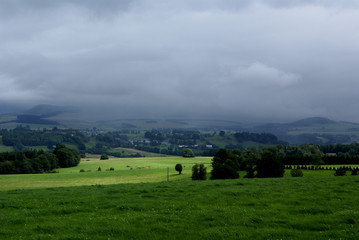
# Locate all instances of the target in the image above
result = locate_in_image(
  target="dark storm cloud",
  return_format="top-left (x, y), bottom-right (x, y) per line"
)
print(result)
top-left (1, 0), bottom-right (359, 122)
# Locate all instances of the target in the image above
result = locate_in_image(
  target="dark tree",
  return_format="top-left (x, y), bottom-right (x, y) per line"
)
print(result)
top-left (192, 164), bottom-right (199, 180)
top-left (175, 163), bottom-right (183, 174)
top-left (256, 150), bottom-right (284, 178)
top-left (100, 154), bottom-right (109, 160)
top-left (210, 149), bottom-right (239, 180)
top-left (53, 144), bottom-right (80, 168)
top-left (192, 163), bottom-right (206, 180)
top-left (199, 163), bottom-right (207, 180)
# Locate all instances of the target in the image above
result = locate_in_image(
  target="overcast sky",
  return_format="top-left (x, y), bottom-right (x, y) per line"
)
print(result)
top-left (1, 0), bottom-right (359, 122)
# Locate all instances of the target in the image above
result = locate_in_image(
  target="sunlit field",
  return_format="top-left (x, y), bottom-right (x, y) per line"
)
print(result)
top-left (0, 156), bottom-right (211, 190)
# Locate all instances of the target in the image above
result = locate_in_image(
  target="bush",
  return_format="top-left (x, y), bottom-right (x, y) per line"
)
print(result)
top-left (351, 169), bottom-right (358, 175)
top-left (244, 165), bottom-right (255, 178)
top-left (97, 166), bottom-right (101, 172)
top-left (80, 169), bottom-right (85, 172)
top-left (110, 167), bottom-right (114, 171)
top-left (175, 164), bottom-right (183, 174)
top-left (211, 164), bottom-right (239, 179)
top-left (199, 164), bottom-right (207, 180)
top-left (192, 163), bottom-right (206, 180)
top-left (290, 168), bottom-right (303, 177)
top-left (100, 154), bottom-right (109, 160)
top-left (191, 164), bottom-right (199, 180)
top-left (334, 167), bottom-right (346, 176)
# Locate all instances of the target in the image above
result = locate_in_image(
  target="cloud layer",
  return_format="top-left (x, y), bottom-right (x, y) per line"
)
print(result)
top-left (1, 0), bottom-right (359, 122)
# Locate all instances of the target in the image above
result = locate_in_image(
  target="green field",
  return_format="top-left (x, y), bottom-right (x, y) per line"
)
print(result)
top-left (1, 157), bottom-right (359, 239)
top-left (0, 156), bottom-right (211, 190)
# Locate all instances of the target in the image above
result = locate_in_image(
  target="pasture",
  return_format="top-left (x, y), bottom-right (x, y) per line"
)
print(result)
top-left (1, 157), bottom-right (359, 239)
top-left (0, 156), bottom-right (211, 190)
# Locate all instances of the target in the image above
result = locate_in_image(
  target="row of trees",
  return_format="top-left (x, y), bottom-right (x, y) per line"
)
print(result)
top-left (203, 145), bottom-right (359, 180)
top-left (0, 144), bottom-right (80, 174)
top-left (209, 148), bottom-right (284, 179)
top-left (190, 148), bottom-right (285, 181)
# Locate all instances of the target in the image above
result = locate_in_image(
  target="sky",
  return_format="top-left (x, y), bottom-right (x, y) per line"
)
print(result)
top-left (1, 0), bottom-right (359, 123)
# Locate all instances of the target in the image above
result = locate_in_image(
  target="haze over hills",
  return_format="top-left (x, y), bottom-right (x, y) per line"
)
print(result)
top-left (252, 117), bottom-right (359, 145)
top-left (23, 104), bottom-right (79, 117)
top-left (1, 105), bottom-right (359, 145)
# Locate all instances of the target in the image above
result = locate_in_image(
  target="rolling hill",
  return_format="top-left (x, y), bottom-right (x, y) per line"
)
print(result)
top-left (252, 117), bottom-right (359, 145)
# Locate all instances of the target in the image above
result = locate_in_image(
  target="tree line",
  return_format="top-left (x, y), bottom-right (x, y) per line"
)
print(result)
top-left (195, 144), bottom-right (359, 180)
top-left (0, 144), bottom-right (80, 174)
top-left (1, 128), bottom-right (87, 151)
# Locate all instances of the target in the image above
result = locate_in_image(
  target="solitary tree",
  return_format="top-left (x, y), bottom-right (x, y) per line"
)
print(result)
top-left (181, 148), bottom-right (195, 158)
top-left (100, 154), bottom-right (109, 160)
top-left (175, 163), bottom-right (183, 174)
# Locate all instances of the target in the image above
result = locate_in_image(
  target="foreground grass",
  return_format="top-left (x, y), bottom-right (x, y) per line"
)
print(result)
top-left (1, 176), bottom-right (359, 239)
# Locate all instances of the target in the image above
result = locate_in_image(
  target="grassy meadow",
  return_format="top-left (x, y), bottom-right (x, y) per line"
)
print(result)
top-left (0, 156), bottom-right (211, 190)
top-left (1, 156), bottom-right (359, 239)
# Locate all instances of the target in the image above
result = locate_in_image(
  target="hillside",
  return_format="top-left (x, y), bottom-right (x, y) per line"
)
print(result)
top-left (2, 105), bottom-right (359, 145)
top-left (253, 117), bottom-right (359, 145)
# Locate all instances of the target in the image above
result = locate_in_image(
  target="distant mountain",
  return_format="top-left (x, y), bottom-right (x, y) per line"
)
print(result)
top-left (252, 117), bottom-right (359, 145)
top-left (0, 104), bottom-right (80, 127)
top-left (24, 104), bottom-right (79, 117)
top-left (2, 108), bottom-right (359, 145)
top-left (289, 117), bottom-right (336, 127)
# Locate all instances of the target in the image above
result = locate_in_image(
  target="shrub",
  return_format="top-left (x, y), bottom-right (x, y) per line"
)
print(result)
top-left (80, 169), bottom-right (85, 172)
top-left (290, 168), bottom-right (303, 177)
top-left (334, 167), bottom-right (346, 176)
top-left (192, 163), bottom-right (206, 180)
top-left (351, 169), bottom-right (358, 175)
top-left (110, 167), bottom-right (114, 171)
top-left (199, 164), bottom-right (207, 180)
top-left (211, 164), bottom-right (239, 179)
top-left (175, 164), bottom-right (183, 174)
top-left (100, 154), bottom-right (109, 160)
top-left (244, 165), bottom-right (255, 178)
top-left (97, 166), bottom-right (101, 172)
top-left (192, 164), bottom-right (199, 180)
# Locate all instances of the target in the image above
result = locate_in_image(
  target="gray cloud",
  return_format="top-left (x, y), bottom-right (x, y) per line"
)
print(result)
top-left (1, 0), bottom-right (359, 122)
